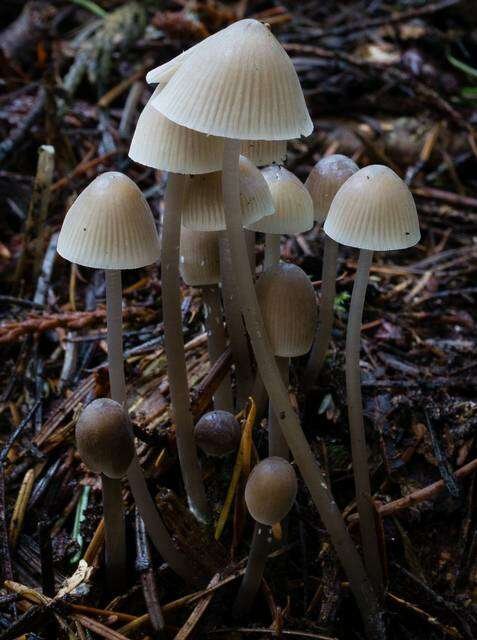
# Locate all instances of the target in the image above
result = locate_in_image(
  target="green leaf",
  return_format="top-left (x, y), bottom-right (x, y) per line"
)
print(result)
top-left (462, 87), bottom-right (477, 99)
top-left (69, 0), bottom-right (108, 19)
top-left (447, 51), bottom-right (477, 79)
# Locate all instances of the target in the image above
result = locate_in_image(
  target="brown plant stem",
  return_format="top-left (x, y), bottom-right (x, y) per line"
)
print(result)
top-left (233, 523), bottom-right (271, 619)
top-left (162, 172), bottom-right (209, 523)
top-left (346, 248), bottom-right (384, 597)
top-left (222, 138), bottom-right (383, 638)
top-left (101, 473), bottom-right (126, 591)
top-left (268, 356), bottom-right (289, 459)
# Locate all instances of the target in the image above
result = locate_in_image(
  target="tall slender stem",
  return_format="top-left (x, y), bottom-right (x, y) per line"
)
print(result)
top-left (219, 235), bottom-right (254, 410)
top-left (304, 235), bottom-right (339, 388)
top-left (346, 248), bottom-right (384, 597)
top-left (264, 234), bottom-right (280, 270)
top-left (245, 230), bottom-right (256, 274)
top-left (202, 284), bottom-right (233, 412)
top-left (222, 138), bottom-right (383, 637)
top-left (233, 523), bottom-right (271, 619)
top-left (101, 473), bottom-right (126, 590)
top-left (268, 356), bottom-right (289, 458)
top-left (105, 269), bottom-right (194, 582)
top-left (162, 172), bottom-right (209, 523)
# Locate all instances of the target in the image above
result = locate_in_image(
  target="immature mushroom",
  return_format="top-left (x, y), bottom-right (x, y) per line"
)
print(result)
top-left (76, 398), bottom-right (134, 588)
top-left (150, 20), bottom-right (382, 633)
top-left (179, 227), bottom-right (233, 411)
top-left (324, 164), bottom-right (420, 596)
top-left (194, 410), bottom-right (241, 457)
top-left (304, 155), bottom-right (358, 386)
top-left (256, 263), bottom-right (317, 458)
top-left (246, 166), bottom-right (313, 269)
top-left (233, 457), bottom-right (297, 618)
top-left (58, 174), bottom-right (193, 583)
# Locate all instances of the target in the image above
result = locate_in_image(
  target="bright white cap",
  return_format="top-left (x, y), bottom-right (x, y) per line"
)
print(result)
top-left (305, 154), bottom-right (358, 224)
top-left (246, 166), bottom-right (314, 235)
top-left (129, 86), bottom-right (224, 174)
top-left (182, 156), bottom-right (274, 231)
top-left (179, 227), bottom-right (220, 286)
top-left (57, 172), bottom-right (160, 269)
top-left (324, 165), bottom-right (420, 251)
top-left (151, 19), bottom-right (313, 141)
top-left (255, 263), bottom-right (317, 357)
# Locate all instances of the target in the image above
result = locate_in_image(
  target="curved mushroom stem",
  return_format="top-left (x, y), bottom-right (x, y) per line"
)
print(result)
top-left (304, 235), bottom-right (339, 389)
top-left (222, 139), bottom-right (383, 638)
top-left (233, 523), bottom-right (271, 619)
top-left (162, 172), bottom-right (209, 523)
top-left (202, 284), bottom-right (233, 412)
top-left (268, 357), bottom-right (289, 459)
top-left (264, 233), bottom-right (280, 270)
top-left (105, 269), bottom-right (195, 582)
top-left (346, 248), bottom-right (384, 597)
top-left (101, 473), bottom-right (126, 591)
top-left (219, 235), bottom-right (254, 410)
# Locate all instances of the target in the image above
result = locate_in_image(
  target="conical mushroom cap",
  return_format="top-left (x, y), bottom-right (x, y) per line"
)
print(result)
top-left (182, 156), bottom-right (274, 231)
top-left (151, 19), bottom-right (313, 140)
top-left (255, 263), bottom-right (317, 357)
top-left (57, 172), bottom-right (160, 270)
top-left (324, 165), bottom-right (420, 251)
top-left (246, 166), bottom-right (314, 235)
top-left (305, 154), bottom-right (359, 225)
top-left (179, 227), bottom-right (220, 286)
top-left (129, 86), bottom-right (224, 174)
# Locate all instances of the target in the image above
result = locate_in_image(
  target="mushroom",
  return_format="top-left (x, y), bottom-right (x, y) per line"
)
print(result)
top-left (255, 263), bottom-right (317, 458)
top-left (194, 410), bottom-right (241, 457)
top-left (233, 456), bottom-right (297, 618)
top-left (58, 174), bottom-right (193, 584)
top-left (76, 398), bottom-right (134, 588)
top-left (179, 227), bottom-right (233, 411)
top-left (304, 155), bottom-right (358, 386)
top-left (246, 166), bottom-right (314, 269)
top-left (324, 164), bottom-right (420, 596)
top-left (149, 20), bottom-right (382, 632)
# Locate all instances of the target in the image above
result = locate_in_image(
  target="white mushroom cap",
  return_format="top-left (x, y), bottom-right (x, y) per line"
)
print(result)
top-left (324, 165), bottom-right (420, 251)
top-left (182, 156), bottom-right (275, 231)
top-left (129, 86), bottom-right (224, 174)
top-left (57, 172), bottom-right (160, 269)
top-left (241, 140), bottom-right (288, 167)
top-left (305, 154), bottom-right (359, 225)
top-left (255, 263), bottom-right (317, 358)
top-left (179, 227), bottom-right (220, 286)
top-left (151, 19), bottom-right (313, 141)
top-left (245, 166), bottom-right (314, 235)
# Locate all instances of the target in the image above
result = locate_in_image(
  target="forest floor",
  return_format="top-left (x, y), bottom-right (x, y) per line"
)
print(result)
top-left (0, 1), bottom-right (476, 639)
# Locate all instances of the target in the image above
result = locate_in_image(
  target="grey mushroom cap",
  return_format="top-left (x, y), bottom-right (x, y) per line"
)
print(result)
top-left (245, 456), bottom-right (297, 525)
top-left (194, 410), bottom-right (242, 457)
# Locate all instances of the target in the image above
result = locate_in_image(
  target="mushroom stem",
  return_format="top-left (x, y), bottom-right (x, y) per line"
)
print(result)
top-left (233, 523), bottom-right (271, 619)
top-left (304, 235), bottom-right (339, 388)
top-left (162, 172), bottom-right (209, 523)
top-left (101, 473), bottom-right (126, 590)
top-left (105, 269), bottom-right (127, 405)
top-left (346, 248), bottom-right (384, 597)
top-left (222, 139), bottom-right (383, 637)
top-left (219, 235), bottom-right (254, 410)
top-left (245, 230), bottom-right (256, 273)
top-left (202, 284), bottom-right (233, 412)
top-left (268, 357), bottom-right (289, 459)
top-left (264, 234), bottom-right (280, 270)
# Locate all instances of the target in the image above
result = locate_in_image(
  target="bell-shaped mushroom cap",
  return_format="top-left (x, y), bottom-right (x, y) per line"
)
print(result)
top-left (179, 227), bottom-right (220, 286)
top-left (245, 456), bottom-right (297, 525)
top-left (194, 410), bottom-right (241, 457)
top-left (182, 156), bottom-right (274, 231)
top-left (305, 154), bottom-right (359, 225)
top-left (151, 19), bottom-right (313, 141)
top-left (129, 87), bottom-right (224, 174)
top-left (57, 172), bottom-right (160, 270)
top-left (255, 263), bottom-right (317, 358)
top-left (324, 165), bottom-right (420, 251)
top-left (246, 166), bottom-right (314, 235)
top-left (76, 398), bottom-right (135, 479)
top-left (241, 140), bottom-right (287, 167)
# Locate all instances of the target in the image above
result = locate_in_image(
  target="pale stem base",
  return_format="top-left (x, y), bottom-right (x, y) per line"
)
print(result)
top-left (268, 356), bottom-right (289, 458)
top-left (101, 473), bottom-right (126, 590)
top-left (264, 233), bottom-right (281, 270)
top-left (233, 523), bottom-right (271, 619)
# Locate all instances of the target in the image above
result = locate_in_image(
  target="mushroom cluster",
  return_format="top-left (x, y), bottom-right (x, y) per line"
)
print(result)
top-left (56, 17), bottom-right (420, 638)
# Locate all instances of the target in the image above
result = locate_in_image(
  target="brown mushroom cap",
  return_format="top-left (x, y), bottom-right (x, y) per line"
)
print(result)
top-left (245, 457), bottom-right (297, 525)
top-left (255, 263), bottom-right (317, 358)
top-left (76, 398), bottom-right (135, 479)
top-left (194, 411), bottom-right (241, 457)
